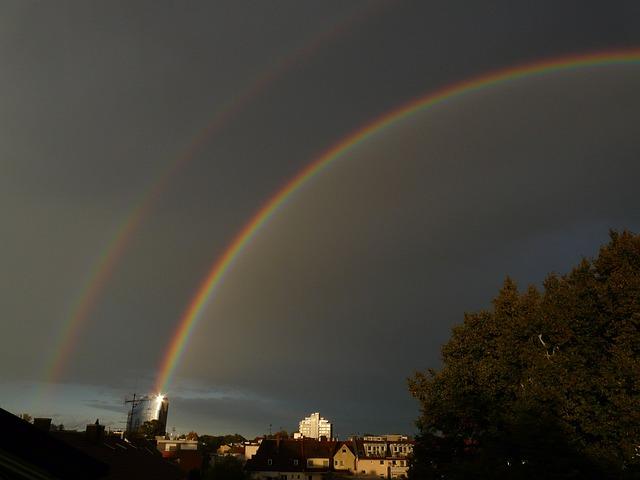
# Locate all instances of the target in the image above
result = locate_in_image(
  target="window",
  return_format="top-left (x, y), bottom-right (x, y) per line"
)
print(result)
top-left (334, 460), bottom-right (338, 466)
top-left (268, 459), bottom-right (273, 465)
top-left (293, 459), bottom-right (298, 466)
top-left (380, 460), bottom-right (384, 465)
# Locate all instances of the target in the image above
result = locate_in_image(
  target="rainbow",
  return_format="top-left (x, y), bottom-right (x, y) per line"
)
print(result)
top-left (43, 3), bottom-right (382, 387)
top-left (154, 48), bottom-right (640, 393)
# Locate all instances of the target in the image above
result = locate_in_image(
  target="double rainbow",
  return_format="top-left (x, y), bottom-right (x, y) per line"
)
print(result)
top-left (43, 3), bottom-right (380, 387)
top-left (154, 48), bottom-right (640, 393)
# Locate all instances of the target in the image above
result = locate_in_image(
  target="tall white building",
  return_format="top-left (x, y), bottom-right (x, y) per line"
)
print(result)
top-left (298, 412), bottom-right (332, 440)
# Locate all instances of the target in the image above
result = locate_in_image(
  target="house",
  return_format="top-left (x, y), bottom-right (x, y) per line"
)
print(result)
top-left (246, 438), bottom-right (338, 480)
top-left (0, 408), bottom-right (185, 480)
top-left (0, 408), bottom-right (108, 479)
top-left (52, 425), bottom-right (185, 480)
top-left (333, 438), bottom-right (413, 479)
top-left (156, 437), bottom-right (203, 475)
top-left (333, 442), bottom-right (357, 472)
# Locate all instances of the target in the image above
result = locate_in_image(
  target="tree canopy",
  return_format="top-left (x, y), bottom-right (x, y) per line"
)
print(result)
top-left (409, 230), bottom-right (640, 479)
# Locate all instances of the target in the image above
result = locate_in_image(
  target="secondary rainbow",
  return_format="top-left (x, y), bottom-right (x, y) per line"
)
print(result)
top-left (155, 48), bottom-right (640, 393)
top-left (43, 3), bottom-right (380, 387)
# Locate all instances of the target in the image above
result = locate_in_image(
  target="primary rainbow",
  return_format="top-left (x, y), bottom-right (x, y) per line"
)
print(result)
top-left (155, 48), bottom-right (640, 393)
top-left (43, 3), bottom-right (380, 387)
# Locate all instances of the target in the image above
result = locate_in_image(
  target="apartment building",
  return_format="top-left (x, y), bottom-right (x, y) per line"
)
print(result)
top-left (297, 412), bottom-right (332, 440)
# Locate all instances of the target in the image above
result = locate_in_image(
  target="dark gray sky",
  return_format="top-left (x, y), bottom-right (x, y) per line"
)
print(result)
top-left (1, 1), bottom-right (640, 437)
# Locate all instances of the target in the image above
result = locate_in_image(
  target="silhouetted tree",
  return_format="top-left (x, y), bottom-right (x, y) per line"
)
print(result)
top-left (409, 231), bottom-right (640, 479)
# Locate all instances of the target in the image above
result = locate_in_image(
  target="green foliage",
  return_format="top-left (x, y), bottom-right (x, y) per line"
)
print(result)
top-left (409, 231), bottom-right (640, 479)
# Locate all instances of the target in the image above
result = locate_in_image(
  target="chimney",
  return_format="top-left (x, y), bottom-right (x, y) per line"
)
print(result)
top-left (86, 419), bottom-right (105, 443)
top-left (33, 418), bottom-right (52, 432)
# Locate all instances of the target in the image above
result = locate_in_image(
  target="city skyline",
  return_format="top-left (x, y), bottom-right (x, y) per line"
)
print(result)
top-left (2, 1), bottom-right (640, 437)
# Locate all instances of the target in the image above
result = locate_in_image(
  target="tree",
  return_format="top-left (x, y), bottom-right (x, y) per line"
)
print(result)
top-left (186, 431), bottom-right (199, 441)
top-left (139, 419), bottom-right (162, 438)
top-left (409, 231), bottom-right (640, 479)
top-left (199, 434), bottom-right (247, 455)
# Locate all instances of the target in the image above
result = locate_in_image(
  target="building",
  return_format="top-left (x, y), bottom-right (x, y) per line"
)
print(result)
top-left (0, 409), bottom-right (184, 480)
top-left (246, 436), bottom-right (413, 479)
top-left (126, 393), bottom-right (169, 436)
top-left (53, 424), bottom-right (185, 480)
top-left (246, 438), bottom-right (338, 480)
top-left (156, 437), bottom-right (203, 475)
top-left (244, 441), bottom-right (261, 460)
top-left (0, 408), bottom-right (108, 479)
top-left (297, 412), bottom-right (332, 440)
top-left (156, 437), bottom-right (199, 455)
top-left (334, 437), bottom-right (414, 478)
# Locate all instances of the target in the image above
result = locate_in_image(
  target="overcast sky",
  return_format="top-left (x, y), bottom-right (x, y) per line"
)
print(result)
top-left (1, 0), bottom-right (640, 437)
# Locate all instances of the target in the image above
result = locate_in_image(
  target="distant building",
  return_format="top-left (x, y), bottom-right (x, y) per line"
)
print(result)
top-left (126, 393), bottom-right (169, 436)
top-left (297, 412), bottom-right (332, 440)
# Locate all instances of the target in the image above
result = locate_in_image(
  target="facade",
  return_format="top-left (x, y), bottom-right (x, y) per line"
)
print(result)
top-left (246, 438), bottom-right (338, 480)
top-left (126, 393), bottom-right (169, 436)
top-left (156, 437), bottom-right (199, 454)
top-left (298, 412), bottom-right (332, 440)
top-left (333, 443), bottom-right (357, 472)
top-left (244, 442), bottom-right (261, 460)
top-left (247, 437), bottom-right (413, 479)
top-left (334, 438), bottom-right (414, 479)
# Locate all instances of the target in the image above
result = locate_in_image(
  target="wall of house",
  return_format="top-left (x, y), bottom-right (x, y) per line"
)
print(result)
top-left (245, 444), bottom-right (260, 459)
top-left (356, 458), bottom-right (409, 478)
top-left (333, 446), bottom-right (356, 471)
top-left (306, 457), bottom-right (330, 468)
